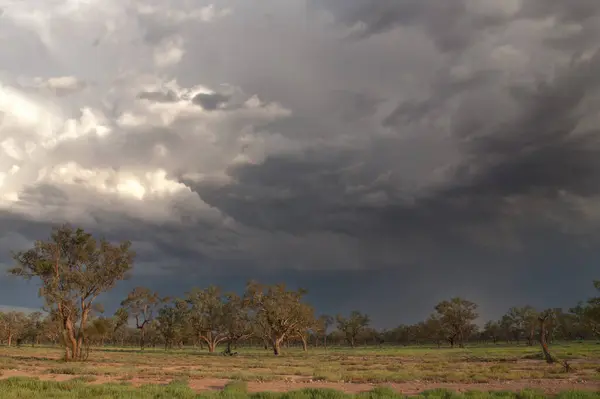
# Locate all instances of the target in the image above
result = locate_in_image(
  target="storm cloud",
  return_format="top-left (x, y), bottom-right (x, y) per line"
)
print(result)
top-left (0, 0), bottom-right (599, 326)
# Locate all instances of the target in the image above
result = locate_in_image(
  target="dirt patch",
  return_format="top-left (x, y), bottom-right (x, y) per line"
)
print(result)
top-left (2, 370), bottom-right (599, 395)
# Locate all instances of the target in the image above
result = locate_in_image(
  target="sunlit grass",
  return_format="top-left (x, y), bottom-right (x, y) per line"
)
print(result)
top-left (1, 342), bottom-right (599, 385)
top-left (0, 377), bottom-right (599, 399)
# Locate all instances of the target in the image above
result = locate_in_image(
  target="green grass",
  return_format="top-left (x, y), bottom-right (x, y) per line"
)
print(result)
top-left (2, 342), bottom-right (599, 385)
top-left (0, 377), bottom-right (598, 399)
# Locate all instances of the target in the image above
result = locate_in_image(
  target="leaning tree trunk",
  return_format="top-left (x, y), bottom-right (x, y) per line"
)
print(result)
top-left (539, 315), bottom-right (571, 372)
top-left (539, 316), bottom-right (555, 363)
top-left (300, 335), bottom-right (308, 352)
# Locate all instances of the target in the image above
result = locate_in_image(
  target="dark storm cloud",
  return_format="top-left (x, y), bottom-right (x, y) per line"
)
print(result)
top-left (192, 92), bottom-right (230, 110)
top-left (312, 0), bottom-right (511, 52)
top-left (463, 50), bottom-right (600, 198)
top-left (383, 69), bottom-right (500, 128)
top-left (519, 0), bottom-right (600, 22)
top-left (184, 47), bottom-right (600, 259)
top-left (137, 90), bottom-right (179, 103)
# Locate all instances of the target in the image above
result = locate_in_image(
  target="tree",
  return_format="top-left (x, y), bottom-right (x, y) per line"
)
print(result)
top-left (574, 281), bottom-right (600, 337)
top-left (120, 287), bottom-right (164, 350)
top-left (42, 312), bottom-right (62, 345)
top-left (292, 304), bottom-right (316, 351)
top-left (538, 309), bottom-right (571, 372)
top-left (316, 314), bottom-right (333, 347)
top-left (500, 314), bottom-right (515, 343)
top-left (422, 315), bottom-right (447, 347)
top-left (506, 306), bottom-right (538, 346)
top-left (0, 311), bottom-right (27, 346)
top-left (156, 299), bottom-right (187, 350)
top-left (88, 317), bottom-right (114, 346)
top-left (434, 297), bottom-right (478, 348)
top-left (336, 311), bottom-right (370, 348)
top-left (483, 320), bottom-right (502, 344)
top-left (9, 224), bottom-right (135, 361)
top-left (185, 286), bottom-right (229, 353)
top-left (245, 281), bottom-right (315, 355)
top-left (222, 293), bottom-right (253, 353)
top-left (23, 311), bottom-right (44, 346)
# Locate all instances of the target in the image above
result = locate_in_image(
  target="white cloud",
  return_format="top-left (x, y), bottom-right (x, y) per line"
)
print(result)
top-left (0, 0), bottom-right (298, 229)
top-left (153, 36), bottom-right (185, 68)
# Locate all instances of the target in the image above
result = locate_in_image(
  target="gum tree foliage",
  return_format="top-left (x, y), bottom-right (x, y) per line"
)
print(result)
top-left (9, 224), bottom-right (135, 361)
top-left (156, 299), bottom-right (188, 350)
top-left (120, 287), bottom-right (165, 350)
top-left (483, 320), bottom-right (502, 344)
top-left (505, 306), bottom-right (539, 345)
top-left (245, 281), bottom-right (315, 355)
top-left (185, 285), bottom-right (229, 353)
top-left (434, 297), bottom-right (478, 348)
top-left (315, 314), bottom-right (333, 347)
top-left (23, 311), bottom-right (44, 346)
top-left (221, 293), bottom-right (253, 353)
top-left (336, 311), bottom-right (370, 348)
top-left (573, 281), bottom-right (600, 337)
top-left (0, 311), bottom-right (27, 346)
top-left (422, 314), bottom-right (447, 347)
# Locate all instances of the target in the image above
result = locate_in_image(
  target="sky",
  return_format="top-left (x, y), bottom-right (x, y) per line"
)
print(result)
top-left (0, 0), bottom-right (599, 328)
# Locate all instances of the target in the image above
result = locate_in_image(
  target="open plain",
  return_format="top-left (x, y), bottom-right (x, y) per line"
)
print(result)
top-left (1, 343), bottom-right (599, 398)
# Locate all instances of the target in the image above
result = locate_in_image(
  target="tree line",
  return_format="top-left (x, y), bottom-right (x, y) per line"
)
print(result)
top-left (1, 224), bottom-right (599, 362)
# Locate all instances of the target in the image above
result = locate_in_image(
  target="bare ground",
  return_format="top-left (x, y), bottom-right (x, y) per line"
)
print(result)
top-left (1, 369), bottom-right (598, 394)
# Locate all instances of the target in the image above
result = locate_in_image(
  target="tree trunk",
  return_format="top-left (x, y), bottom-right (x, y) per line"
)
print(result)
top-left (64, 317), bottom-right (78, 362)
top-left (272, 336), bottom-right (283, 355)
top-left (7, 333), bottom-right (12, 347)
top-left (75, 308), bottom-right (90, 360)
top-left (539, 317), bottom-right (555, 363)
top-left (528, 327), bottom-right (535, 346)
top-left (140, 327), bottom-right (146, 350)
top-left (300, 335), bottom-right (308, 352)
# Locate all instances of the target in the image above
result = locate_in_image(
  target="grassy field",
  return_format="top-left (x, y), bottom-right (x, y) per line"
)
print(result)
top-left (1, 343), bottom-right (599, 397)
top-left (1, 378), bottom-right (599, 399)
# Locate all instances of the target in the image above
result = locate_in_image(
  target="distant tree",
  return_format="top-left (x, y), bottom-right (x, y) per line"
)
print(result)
top-left (434, 297), bottom-right (478, 348)
top-left (222, 293), bottom-right (253, 353)
top-left (316, 314), bottom-right (333, 348)
top-left (507, 306), bottom-right (538, 346)
top-left (23, 311), bottom-right (44, 346)
top-left (292, 305), bottom-right (316, 351)
top-left (422, 315), bottom-right (447, 347)
top-left (42, 312), bottom-right (62, 345)
top-left (572, 281), bottom-right (600, 337)
top-left (245, 281), bottom-right (314, 355)
top-left (185, 286), bottom-right (228, 353)
top-left (9, 224), bottom-right (135, 361)
top-left (336, 311), bottom-right (370, 348)
top-left (483, 320), bottom-right (502, 344)
top-left (0, 311), bottom-right (27, 346)
top-left (156, 299), bottom-right (187, 350)
top-left (87, 317), bottom-right (114, 346)
top-left (120, 287), bottom-right (165, 350)
top-left (500, 314), bottom-right (515, 343)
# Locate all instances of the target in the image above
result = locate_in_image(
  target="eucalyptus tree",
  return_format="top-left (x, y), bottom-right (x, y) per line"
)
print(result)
top-left (10, 224), bottom-right (135, 361)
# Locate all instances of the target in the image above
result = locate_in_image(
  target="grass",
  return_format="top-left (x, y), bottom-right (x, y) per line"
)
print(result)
top-left (0, 342), bottom-right (598, 396)
top-left (0, 377), bottom-right (598, 399)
